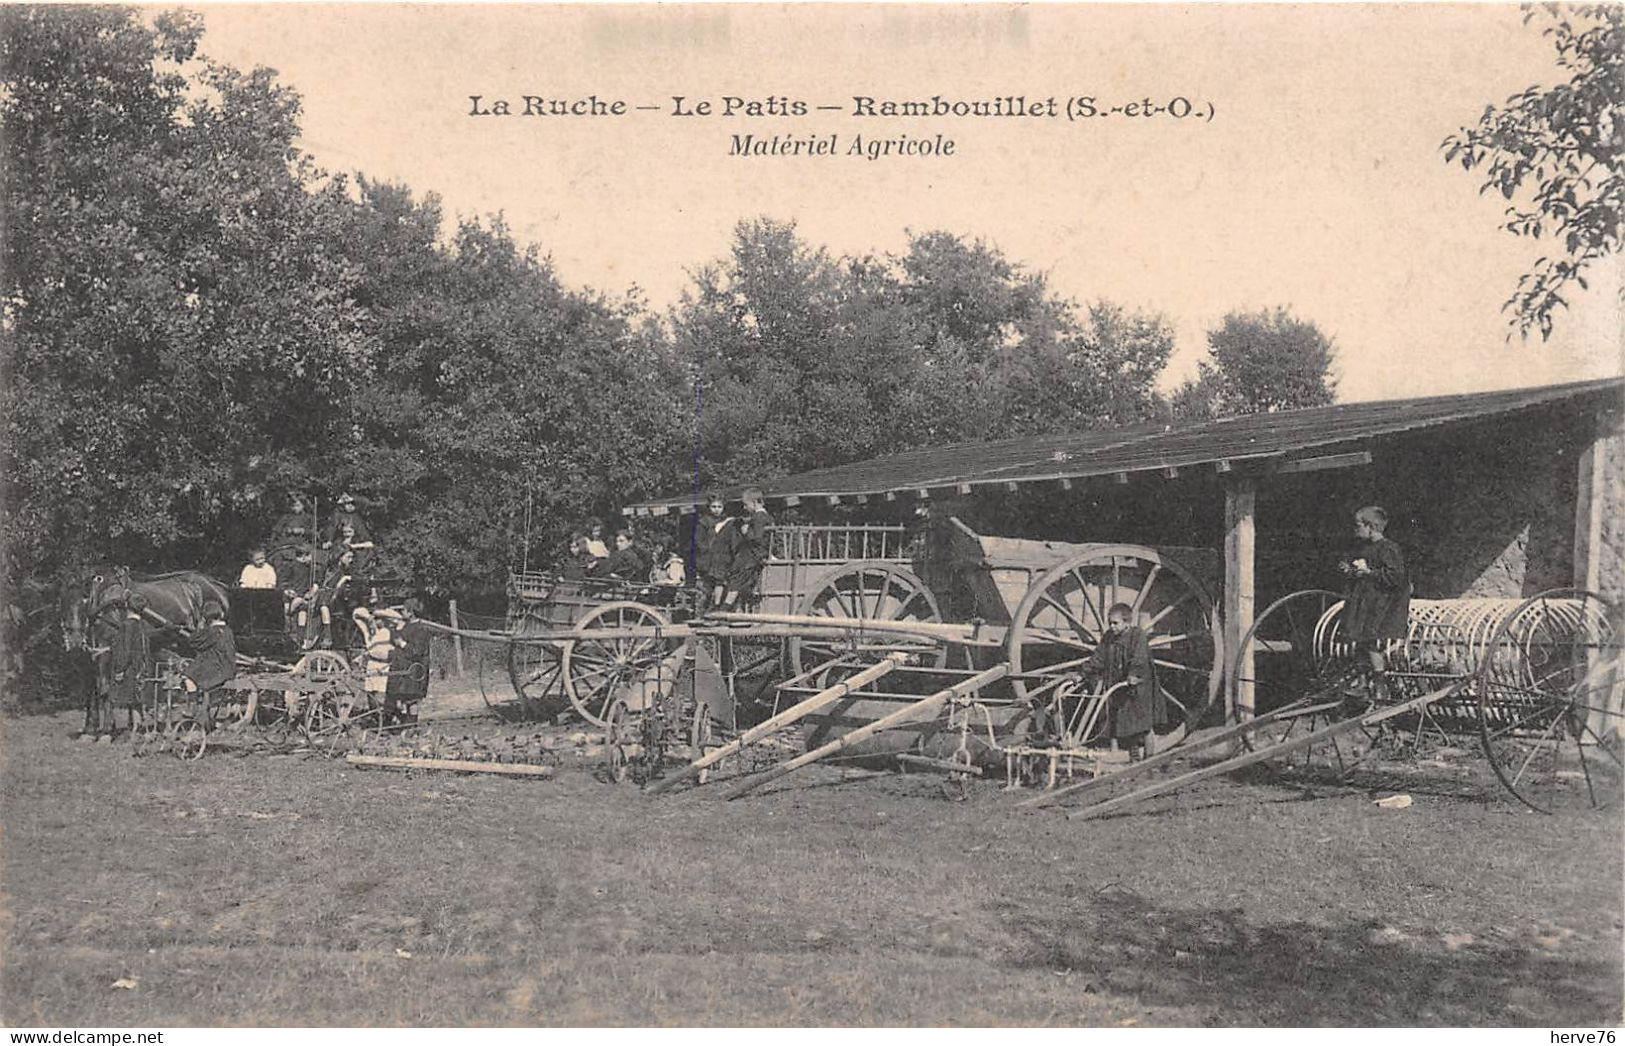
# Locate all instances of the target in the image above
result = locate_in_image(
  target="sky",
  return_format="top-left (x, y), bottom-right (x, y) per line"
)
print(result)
top-left (196, 3), bottom-right (1623, 403)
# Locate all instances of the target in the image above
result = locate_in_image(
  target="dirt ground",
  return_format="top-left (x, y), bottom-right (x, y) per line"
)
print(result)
top-left (2, 686), bottom-right (1621, 1028)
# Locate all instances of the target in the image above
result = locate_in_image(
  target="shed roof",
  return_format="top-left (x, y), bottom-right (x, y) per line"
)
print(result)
top-left (626, 376), bottom-right (1623, 515)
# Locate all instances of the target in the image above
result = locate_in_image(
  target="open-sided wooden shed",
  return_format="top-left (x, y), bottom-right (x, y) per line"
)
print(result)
top-left (626, 377), bottom-right (1623, 720)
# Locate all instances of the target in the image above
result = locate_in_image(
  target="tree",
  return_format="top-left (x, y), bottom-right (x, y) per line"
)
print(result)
top-left (2, 6), bottom-right (373, 578)
top-left (1174, 308), bottom-right (1337, 419)
top-left (1443, 4), bottom-right (1623, 340)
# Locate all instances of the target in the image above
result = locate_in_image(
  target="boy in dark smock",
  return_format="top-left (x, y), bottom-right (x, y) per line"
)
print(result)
top-left (695, 494), bottom-right (735, 610)
top-left (385, 598), bottom-right (433, 723)
top-left (1338, 504), bottom-right (1411, 713)
top-left (603, 530), bottom-right (652, 581)
top-left (1083, 602), bottom-right (1163, 761)
top-left (180, 602), bottom-right (237, 725)
top-left (722, 489), bottom-right (772, 611)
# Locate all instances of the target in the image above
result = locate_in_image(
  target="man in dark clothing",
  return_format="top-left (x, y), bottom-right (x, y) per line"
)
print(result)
top-left (1338, 504), bottom-right (1411, 713)
top-left (270, 495), bottom-right (317, 578)
top-left (1082, 602), bottom-right (1162, 761)
top-left (324, 492), bottom-right (372, 550)
top-left (109, 592), bottom-right (152, 734)
top-left (385, 598), bottom-right (433, 723)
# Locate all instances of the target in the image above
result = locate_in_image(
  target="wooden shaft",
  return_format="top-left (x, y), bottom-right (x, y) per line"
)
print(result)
top-left (706, 610), bottom-right (1002, 645)
top-left (645, 653), bottom-right (908, 795)
top-left (1065, 684), bottom-right (1458, 821)
top-left (1019, 697), bottom-right (1325, 808)
top-left (895, 753), bottom-right (985, 777)
top-left (723, 663), bottom-right (1010, 800)
top-left (346, 753), bottom-right (554, 777)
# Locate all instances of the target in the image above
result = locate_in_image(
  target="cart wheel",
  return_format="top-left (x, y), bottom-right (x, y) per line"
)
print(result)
top-left (303, 682), bottom-right (361, 746)
top-left (1007, 545), bottom-right (1221, 744)
top-left (689, 703), bottom-right (714, 784)
top-left (1476, 589), bottom-right (1623, 813)
top-left (604, 698), bottom-right (632, 783)
top-left (1204, 589), bottom-right (1354, 728)
top-left (561, 601), bottom-right (677, 728)
top-left (507, 614), bottom-right (568, 717)
top-left (172, 718), bottom-right (207, 761)
top-left (788, 563), bottom-right (947, 679)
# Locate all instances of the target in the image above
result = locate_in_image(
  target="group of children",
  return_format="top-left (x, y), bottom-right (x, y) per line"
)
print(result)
top-left (249, 492), bottom-right (380, 651)
top-left (694, 488), bottom-right (772, 611)
top-left (557, 488), bottom-right (773, 612)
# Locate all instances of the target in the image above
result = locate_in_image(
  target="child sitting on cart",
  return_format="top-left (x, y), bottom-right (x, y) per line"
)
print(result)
top-left (603, 529), bottom-right (651, 581)
top-left (1081, 602), bottom-right (1163, 762)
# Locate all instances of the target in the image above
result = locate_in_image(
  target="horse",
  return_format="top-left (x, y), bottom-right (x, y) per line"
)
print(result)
top-left (59, 565), bottom-right (232, 735)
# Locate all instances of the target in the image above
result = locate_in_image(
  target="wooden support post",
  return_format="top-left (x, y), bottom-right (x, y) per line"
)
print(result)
top-left (1224, 477), bottom-right (1256, 721)
top-left (1573, 410), bottom-right (1618, 593)
top-left (448, 599), bottom-right (466, 676)
top-left (645, 654), bottom-right (907, 794)
top-left (723, 664), bottom-right (1009, 799)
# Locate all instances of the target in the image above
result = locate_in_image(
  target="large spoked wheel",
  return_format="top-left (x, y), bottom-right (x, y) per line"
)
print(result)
top-left (788, 563), bottom-right (947, 678)
top-left (1476, 589), bottom-right (1622, 813)
top-left (561, 601), bottom-right (678, 728)
top-left (1215, 590), bottom-right (1356, 727)
top-left (1007, 546), bottom-right (1221, 744)
top-left (507, 613), bottom-right (567, 718)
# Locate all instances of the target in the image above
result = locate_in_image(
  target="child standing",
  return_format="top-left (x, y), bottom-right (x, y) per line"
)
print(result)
top-left (1338, 505), bottom-right (1411, 714)
top-left (1083, 602), bottom-right (1162, 761)
top-left (695, 494), bottom-right (736, 610)
top-left (721, 488), bottom-right (772, 611)
top-left (386, 598), bottom-right (433, 723)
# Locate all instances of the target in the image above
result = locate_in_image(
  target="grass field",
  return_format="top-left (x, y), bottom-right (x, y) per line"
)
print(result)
top-left (2, 695), bottom-right (1621, 1027)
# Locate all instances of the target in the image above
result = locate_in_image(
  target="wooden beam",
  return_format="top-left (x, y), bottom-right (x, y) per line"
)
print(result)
top-left (646, 654), bottom-right (908, 795)
top-left (346, 754), bottom-right (554, 778)
top-left (1224, 476), bottom-right (1256, 721)
top-left (1275, 451), bottom-right (1373, 475)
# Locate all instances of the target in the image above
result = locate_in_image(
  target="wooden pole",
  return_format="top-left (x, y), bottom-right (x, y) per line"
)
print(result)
top-left (644, 653), bottom-right (908, 794)
top-left (723, 663), bottom-right (1010, 800)
top-left (706, 610), bottom-right (1001, 646)
top-left (1065, 684), bottom-right (1457, 821)
top-left (346, 753), bottom-right (553, 777)
top-left (1224, 477), bottom-right (1257, 721)
top-left (1019, 696), bottom-right (1330, 808)
top-left (448, 599), bottom-right (466, 675)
